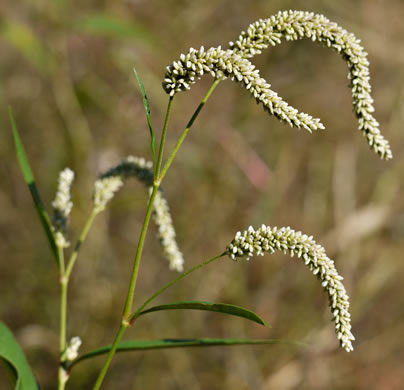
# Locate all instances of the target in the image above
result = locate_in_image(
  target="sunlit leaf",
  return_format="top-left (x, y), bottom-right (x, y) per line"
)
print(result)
top-left (0, 20), bottom-right (49, 71)
top-left (0, 321), bottom-right (40, 390)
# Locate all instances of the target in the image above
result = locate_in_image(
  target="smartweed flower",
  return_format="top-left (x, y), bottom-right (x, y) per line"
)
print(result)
top-left (52, 168), bottom-right (75, 248)
top-left (94, 156), bottom-right (184, 272)
top-left (93, 176), bottom-right (124, 213)
top-left (163, 10), bottom-right (392, 159)
top-left (65, 336), bottom-right (82, 361)
top-left (227, 225), bottom-right (354, 352)
top-left (151, 188), bottom-right (184, 272)
top-left (229, 10), bottom-right (392, 159)
top-left (163, 47), bottom-right (324, 132)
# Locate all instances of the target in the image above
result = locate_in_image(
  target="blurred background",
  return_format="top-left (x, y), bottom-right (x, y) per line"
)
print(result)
top-left (1, 0), bottom-right (403, 389)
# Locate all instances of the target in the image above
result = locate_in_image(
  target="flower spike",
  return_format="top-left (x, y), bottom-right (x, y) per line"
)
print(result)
top-left (226, 225), bottom-right (355, 352)
top-left (229, 10), bottom-right (392, 159)
top-left (163, 47), bottom-right (324, 132)
top-left (52, 168), bottom-right (75, 248)
top-left (94, 156), bottom-right (184, 272)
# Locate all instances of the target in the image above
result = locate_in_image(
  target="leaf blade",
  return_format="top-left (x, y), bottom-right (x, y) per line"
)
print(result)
top-left (9, 107), bottom-right (59, 265)
top-left (133, 67), bottom-right (156, 163)
top-left (71, 338), bottom-right (301, 369)
top-left (135, 300), bottom-right (270, 327)
top-left (75, 13), bottom-right (154, 42)
top-left (0, 321), bottom-right (40, 390)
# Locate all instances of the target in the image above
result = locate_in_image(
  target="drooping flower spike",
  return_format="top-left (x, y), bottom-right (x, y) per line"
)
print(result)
top-left (226, 225), bottom-right (355, 352)
top-left (93, 156), bottom-right (184, 272)
top-left (230, 10), bottom-right (392, 160)
top-left (163, 10), bottom-right (392, 160)
top-left (163, 46), bottom-right (324, 132)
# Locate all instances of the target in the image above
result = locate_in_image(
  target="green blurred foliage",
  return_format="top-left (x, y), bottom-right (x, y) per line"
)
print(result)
top-left (1, 0), bottom-right (404, 389)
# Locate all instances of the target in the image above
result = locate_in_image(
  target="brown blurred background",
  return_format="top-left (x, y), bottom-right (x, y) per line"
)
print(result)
top-left (1, 0), bottom-right (403, 389)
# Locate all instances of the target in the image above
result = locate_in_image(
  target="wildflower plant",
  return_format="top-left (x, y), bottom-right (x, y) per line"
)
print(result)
top-left (4, 9), bottom-right (392, 389)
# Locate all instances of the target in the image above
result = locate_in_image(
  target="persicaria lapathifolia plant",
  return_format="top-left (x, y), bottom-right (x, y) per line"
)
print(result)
top-left (6, 9), bottom-right (392, 390)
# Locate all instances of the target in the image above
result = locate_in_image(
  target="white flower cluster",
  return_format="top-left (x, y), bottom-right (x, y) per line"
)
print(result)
top-left (52, 168), bottom-right (75, 248)
top-left (229, 10), bottom-right (392, 159)
top-left (65, 336), bottom-right (82, 361)
top-left (226, 225), bottom-right (355, 352)
top-left (151, 189), bottom-right (184, 272)
top-left (93, 176), bottom-right (124, 213)
top-left (163, 10), bottom-right (392, 159)
top-left (163, 47), bottom-right (324, 132)
top-left (94, 156), bottom-right (184, 272)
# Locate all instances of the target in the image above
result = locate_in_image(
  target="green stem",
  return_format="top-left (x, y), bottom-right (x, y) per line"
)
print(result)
top-left (92, 97), bottom-right (176, 390)
top-left (154, 97), bottom-right (174, 180)
top-left (58, 246), bottom-right (67, 390)
top-left (65, 209), bottom-right (98, 280)
top-left (122, 184), bottom-right (159, 320)
top-left (93, 81), bottom-right (221, 388)
top-left (93, 185), bottom-right (159, 390)
top-left (58, 210), bottom-right (98, 389)
top-left (131, 252), bottom-right (225, 322)
top-left (92, 321), bottom-right (129, 390)
top-left (159, 79), bottom-right (221, 182)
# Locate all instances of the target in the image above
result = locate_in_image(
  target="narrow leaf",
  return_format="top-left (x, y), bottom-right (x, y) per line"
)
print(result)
top-left (136, 301), bottom-right (270, 327)
top-left (133, 67), bottom-right (156, 163)
top-left (9, 108), bottom-right (59, 265)
top-left (70, 338), bottom-right (301, 369)
top-left (1, 20), bottom-right (49, 72)
top-left (75, 14), bottom-right (153, 41)
top-left (0, 321), bottom-right (40, 390)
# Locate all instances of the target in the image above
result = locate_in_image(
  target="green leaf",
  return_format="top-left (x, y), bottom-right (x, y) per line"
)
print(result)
top-left (70, 338), bottom-right (301, 369)
top-left (0, 20), bottom-right (49, 72)
top-left (0, 321), bottom-right (40, 390)
top-left (135, 301), bottom-right (270, 327)
top-left (75, 14), bottom-right (153, 41)
top-left (9, 107), bottom-right (59, 265)
top-left (133, 67), bottom-right (156, 163)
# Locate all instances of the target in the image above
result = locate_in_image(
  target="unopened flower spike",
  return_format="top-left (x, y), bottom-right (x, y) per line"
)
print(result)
top-left (226, 225), bottom-right (355, 352)
top-left (163, 47), bottom-right (324, 132)
top-left (93, 156), bottom-right (184, 272)
top-left (52, 168), bottom-right (75, 248)
top-left (229, 10), bottom-right (392, 159)
top-left (64, 336), bottom-right (82, 362)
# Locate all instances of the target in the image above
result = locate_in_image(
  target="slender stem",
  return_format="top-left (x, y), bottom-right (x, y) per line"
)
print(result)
top-left (92, 97), bottom-right (176, 390)
top-left (58, 246), bottom-right (67, 390)
top-left (57, 210), bottom-right (98, 389)
top-left (93, 184), bottom-right (159, 390)
top-left (131, 252), bottom-right (225, 321)
top-left (122, 184), bottom-right (159, 320)
top-left (154, 97), bottom-right (174, 180)
top-left (65, 209), bottom-right (98, 280)
top-left (92, 321), bottom-right (129, 390)
top-left (93, 81), bottom-right (221, 389)
top-left (159, 79), bottom-right (221, 182)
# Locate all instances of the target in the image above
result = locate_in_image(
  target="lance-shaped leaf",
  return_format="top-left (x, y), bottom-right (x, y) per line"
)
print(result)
top-left (133, 301), bottom-right (270, 327)
top-left (9, 108), bottom-right (59, 265)
top-left (0, 321), bottom-right (40, 390)
top-left (70, 338), bottom-right (300, 369)
top-left (133, 67), bottom-right (156, 163)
